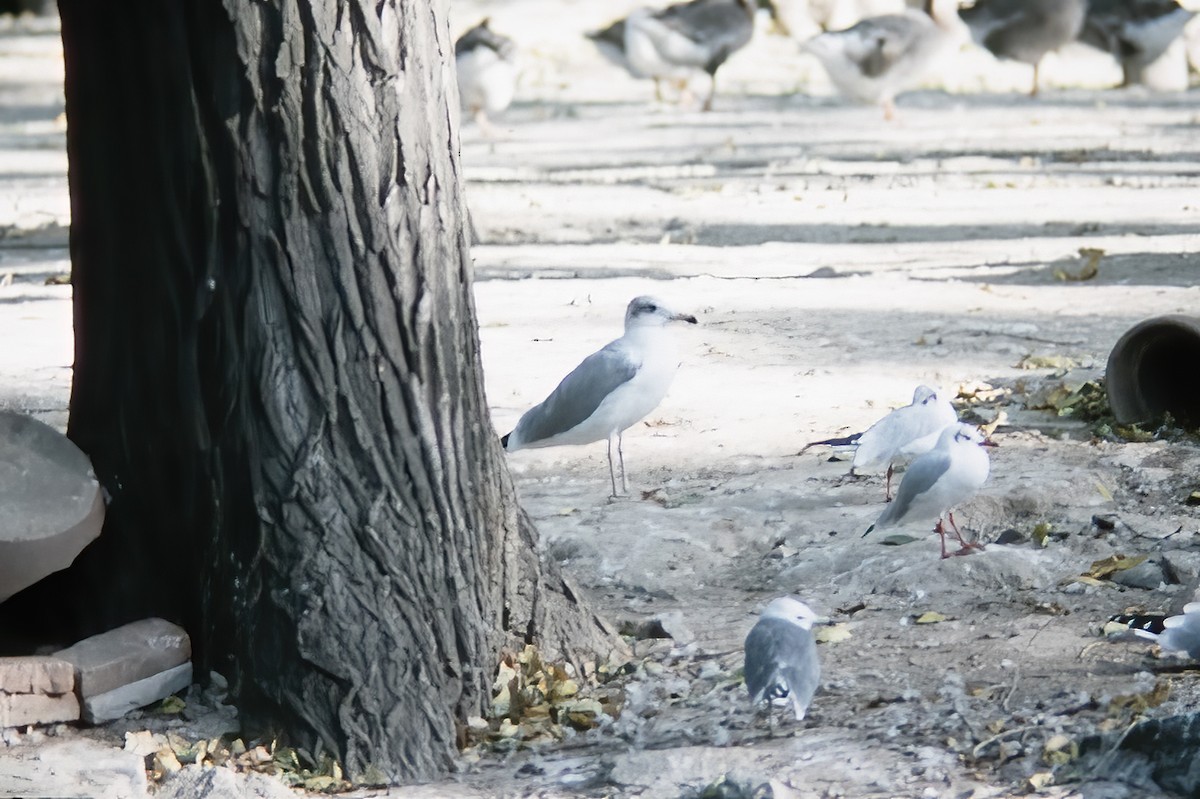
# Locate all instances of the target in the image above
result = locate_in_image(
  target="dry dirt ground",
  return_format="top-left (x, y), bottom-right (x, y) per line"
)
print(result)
top-left (2, 6), bottom-right (1200, 799)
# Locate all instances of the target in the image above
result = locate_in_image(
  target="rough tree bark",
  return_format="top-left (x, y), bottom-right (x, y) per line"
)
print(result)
top-left (1, 0), bottom-right (609, 781)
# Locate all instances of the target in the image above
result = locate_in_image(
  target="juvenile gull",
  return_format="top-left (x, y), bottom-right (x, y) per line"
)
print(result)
top-left (594, 0), bottom-right (757, 110)
top-left (959, 0), bottom-right (1087, 95)
top-left (1078, 0), bottom-right (1195, 86)
top-left (1110, 603), bottom-right (1200, 659)
top-left (863, 422), bottom-right (996, 558)
top-left (852, 385), bottom-right (958, 500)
top-left (744, 596), bottom-right (821, 723)
top-left (501, 296), bottom-right (697, 497)
top-left (802, 0), bottom-right (962, 120)
top-left (455, 19), bottom-right (517, 132)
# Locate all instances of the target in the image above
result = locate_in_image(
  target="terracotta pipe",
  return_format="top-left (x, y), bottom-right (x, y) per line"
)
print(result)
top-left (1106, 314), bottom-right (1200, 427)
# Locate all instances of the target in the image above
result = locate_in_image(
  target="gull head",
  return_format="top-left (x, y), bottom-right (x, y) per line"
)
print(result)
top-left (624, 296), bottom-right (698, 330)
top-left (761, 595), bottom-right (819, 630)
top-left (938, 422), bottom-right (996, 449)
top-left (912, 384), bottom-right (938, 405)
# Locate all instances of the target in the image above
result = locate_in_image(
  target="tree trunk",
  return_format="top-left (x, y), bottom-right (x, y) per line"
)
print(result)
top-left (0, 0), bottom-right (609, 781)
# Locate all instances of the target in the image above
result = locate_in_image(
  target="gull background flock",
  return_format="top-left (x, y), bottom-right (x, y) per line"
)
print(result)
top-left (454, 0), bottom-right (1200, 123)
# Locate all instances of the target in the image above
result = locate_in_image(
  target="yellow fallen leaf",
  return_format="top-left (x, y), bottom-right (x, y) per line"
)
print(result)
top-left (915, 612), bottom-right (948, 624)
top-left (1087, 554), bottom-right (1147, 580)
top-left (814, 623), bottom-right (852, 643)
top-left (1017, 354), bottom-right (1080, 371)
top-left (1043, 734), bottom-right (1078, 765)
top-left (981, 410), bottom-right (1007, 438)
top-left (1095, 480), bottom-right (1113, 501)
top-left (1027, 772), bottom-right (1054, 791)
top-left (152, 748), bottom-right (183, 776)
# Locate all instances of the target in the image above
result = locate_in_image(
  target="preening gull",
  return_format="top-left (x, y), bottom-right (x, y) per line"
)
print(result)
top-left (959, 0), bottom-right (1087, 95)
top-left (455, 19), bottom-right (517, 132)
top-left (863, 422), bottom-right (996, 559)
top-left (1110, 603), bottom-right (1200, 659)
top-left (802, 0), bottom-right (962, 120)
top-left (852, 385), bottom-right (958, 500)
top-left (501, 296), bottom-right (698, 497)
top-left (744, 596), bottom-right (821, 723)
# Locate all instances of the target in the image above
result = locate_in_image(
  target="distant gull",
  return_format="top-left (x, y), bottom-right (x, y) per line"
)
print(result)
top-left (802, 0), bottom-right (962, 120)
top-left (744, 596), bottom-right (821, 724)
top-left (863, 422), bottom-right (996, 558)
top-left (590, 0), bottom-right (758, 110)
top-left (456, 19), bottom-right (517, 133)
top-left (1110, 603), bottom-right (1200, 659)
top-left (1078, 0), bottom-right (1195, 86)
top-left (799, 385), bottom-right (958, 501)
top-left (501, 296), bottom-right (698, 497)
top-left (959, 0), bottom-right (1087, 95)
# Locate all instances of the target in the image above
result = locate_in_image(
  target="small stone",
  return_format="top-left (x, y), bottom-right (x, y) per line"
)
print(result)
top-left (1111, 558), bottom-right (1168, 591)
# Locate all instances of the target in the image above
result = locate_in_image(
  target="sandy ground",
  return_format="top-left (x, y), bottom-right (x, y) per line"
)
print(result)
top-left (2, 5), bottom-right (1200, 798)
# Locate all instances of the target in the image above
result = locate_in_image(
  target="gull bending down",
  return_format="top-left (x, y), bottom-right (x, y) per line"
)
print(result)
top-left (744, 596), bottom-right (821, 723)
top-left (501, 296), bottom-right (697, 497)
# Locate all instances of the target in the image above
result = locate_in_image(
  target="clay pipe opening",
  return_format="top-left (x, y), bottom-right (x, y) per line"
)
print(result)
top-left (1106, 314), bottom-right (1200, 428)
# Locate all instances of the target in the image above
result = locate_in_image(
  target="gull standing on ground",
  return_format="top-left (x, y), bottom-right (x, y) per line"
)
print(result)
top-left (802, 0), bottom-right (963, 120)
top-left (852, 385), bottom-right (958, 500)
top-left (744, 596), bottom-right (821, 724)
top-left (863, 422), bottom-right (996, 558)
top-left (1110, 603), bottom-right (1200, 659)
top-left (1078, 0), bottom-right (1196, 87)
top-left (592, 0), bottom-right (758, 110)
top-left (455, 19), bottom-right (517, 133)
top-left (501, 296), bottom-right (698, 497)
top-left (958, 0), bottom-right (1087, 95)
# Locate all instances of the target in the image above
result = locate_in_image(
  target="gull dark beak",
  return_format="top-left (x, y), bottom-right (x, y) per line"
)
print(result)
top-left (980, 439), bottom-right (999, 448)
top-left (673, 313), bottom-right (698, 324)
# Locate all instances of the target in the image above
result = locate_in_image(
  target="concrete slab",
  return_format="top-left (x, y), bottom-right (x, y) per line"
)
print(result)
top-left (0, 690), bottom-right (78, 727)
top-left (0, 738), bottom-right (148, 799)
top-left (80, 662), bottom-right (192, 724)
top-left (55, 618), bottom-right (191, 698)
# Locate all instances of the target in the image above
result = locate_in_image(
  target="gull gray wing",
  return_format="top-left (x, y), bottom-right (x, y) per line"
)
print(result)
top-left (874, 449), bottom-right (952, 528)
top-left (744, 618), bottom-right (819, 714)
top-left (654, 0), bottom-right (753, 71)
top-left (510, 343), bottom-right (639, 446)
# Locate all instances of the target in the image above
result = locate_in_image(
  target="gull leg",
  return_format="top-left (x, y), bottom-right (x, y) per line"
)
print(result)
top-left (1030, 62), bottom-right (1041, 97)
top-left (947, 511), bottom-right (984, 555)
top-left (606, 434), bottom-right (619, 498)
top-left (617, 433), bottom-right (628, 494)
top-left (882, 96), bottom-right (896, 121)
top-left (702, 73), bottom-right (716, 112)
top-left (936, 518), bottom-right (950, 559)
top-left (654, 78), bottom-right (664, 102)
top-left (885, 463), bottom-right (895, 502)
